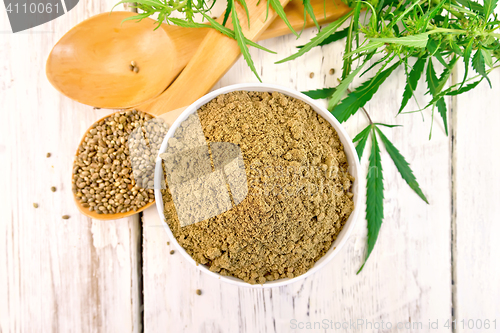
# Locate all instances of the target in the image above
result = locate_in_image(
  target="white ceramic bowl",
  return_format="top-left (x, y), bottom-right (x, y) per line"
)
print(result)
top-left (154, 83), bottom-right (361, 288)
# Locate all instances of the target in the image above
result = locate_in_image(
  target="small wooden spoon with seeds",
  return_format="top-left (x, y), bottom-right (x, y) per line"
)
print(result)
top-left (74, 0), bottom-right (319, 220)
top-left (47, 0), bottom-right (351, 109)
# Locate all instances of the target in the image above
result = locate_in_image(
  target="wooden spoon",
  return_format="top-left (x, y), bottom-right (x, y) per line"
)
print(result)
top-left (47, 0), bottom-right (351, 109)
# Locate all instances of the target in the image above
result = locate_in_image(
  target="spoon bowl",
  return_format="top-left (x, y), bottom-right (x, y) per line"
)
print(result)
top-left (47, 12), bottom-right (181, 109)
top-left (73, 107), bottom-right (186, 220)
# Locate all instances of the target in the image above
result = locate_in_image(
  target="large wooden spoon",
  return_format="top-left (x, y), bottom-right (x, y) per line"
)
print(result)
top-left (47, 0), bottom-right (350, 109)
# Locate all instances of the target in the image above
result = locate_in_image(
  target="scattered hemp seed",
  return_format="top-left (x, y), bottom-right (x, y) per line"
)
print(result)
top-left (196, 289), bottom-right (202, 296)
top-left (130, 61), bottom-right (140, 73)
top-left (33, 203), bottom-right (39, 208)
top-left (167, 241), bottom-right (170, 245)
top-left (309, 72), bottom-right (314, 78)
top-left (62, 215), bottom-right (70, 219)
top-left (170, 250), bottom-right (175, 255)
top-left (51, 186), bottom-right (56, 192)
top-left (46, 152), bottom-right (51, 158)
top-left (329, 68), bottom-right (335, 75)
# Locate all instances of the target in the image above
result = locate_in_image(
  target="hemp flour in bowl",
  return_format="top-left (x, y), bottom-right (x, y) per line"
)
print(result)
top-left (154, 83), bottom-right (361, 287)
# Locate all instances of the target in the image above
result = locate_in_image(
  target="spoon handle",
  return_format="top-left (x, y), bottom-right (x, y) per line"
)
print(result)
top-left (163, 0), bottom-right (350, 67)
top-left (258, 0), bottom-right (350, 40)
top-left (137, 0), bottom-right (290, 116)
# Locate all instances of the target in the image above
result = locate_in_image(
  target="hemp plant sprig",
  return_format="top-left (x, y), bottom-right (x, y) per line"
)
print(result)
top-left (298, 0), bottom-right (500, 272)
top-left (113, 0), bottom-right (301, 80)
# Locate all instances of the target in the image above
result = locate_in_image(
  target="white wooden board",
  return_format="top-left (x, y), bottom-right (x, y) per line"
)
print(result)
top-left (2, 1), bottom-right (500, 332)
top-left (454, 67), bottom-right (500, 331)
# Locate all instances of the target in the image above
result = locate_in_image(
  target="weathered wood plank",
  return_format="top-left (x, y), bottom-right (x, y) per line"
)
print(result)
top-left (142, 26), bottom-right (452, 332)
top-left (0, 1), bottom-right (141, 332)
top-left (454, 67), bottom-right (500, 330)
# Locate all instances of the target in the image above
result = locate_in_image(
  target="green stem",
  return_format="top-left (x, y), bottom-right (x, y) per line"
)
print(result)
top-left (442, 4), bottom-right (464, 20)
top-left (428, 28), bottom-right (467, 34)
